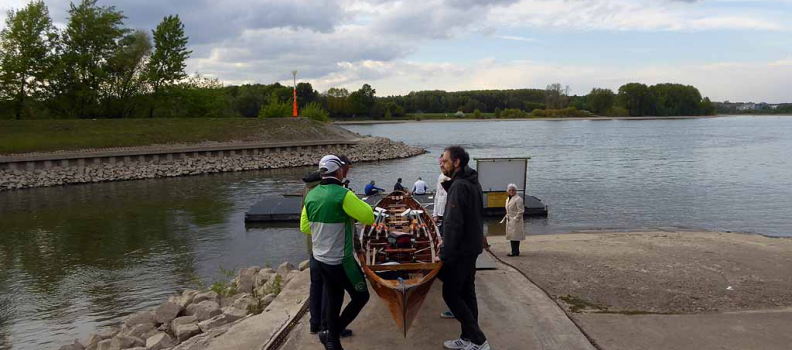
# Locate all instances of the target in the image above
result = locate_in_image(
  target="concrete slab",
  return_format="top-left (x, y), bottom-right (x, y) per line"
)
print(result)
top-left (573, 308), bottom-right (792, 350)
top-left (280, 252), bottom-right (595, 350)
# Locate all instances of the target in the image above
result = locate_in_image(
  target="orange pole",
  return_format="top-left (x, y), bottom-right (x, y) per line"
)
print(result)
top-left (293, 88), bottom-right (298, 117)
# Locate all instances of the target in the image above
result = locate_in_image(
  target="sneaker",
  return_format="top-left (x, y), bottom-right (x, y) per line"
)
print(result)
top-left (440, 310), bottom-right (455, 318)
top-left (318, 330), bottom-right (328, 345)
top-left (444, 338), bottom-right (470, 349)
top-left (340, 329), bottom-right (353, 338)
top-left (464, 341), bottom-right (490, 350)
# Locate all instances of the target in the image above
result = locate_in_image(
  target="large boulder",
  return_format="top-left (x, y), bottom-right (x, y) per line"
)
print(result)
top-left (174, 323), bottom-right (202, 342)
top-left (124, 310), bottom-right (156, 327)
top-left (121, 323), bottom-right (156, 339)
top-left (231, 295), bottom-right (258, 312)
top-left (298, 259), bottom-right (310, 271)
top-left (95, 339), bottom-right (112, 350)
top-left (260, 294), bottom-right (276, 307)
top-left (85, 328), bottom-right (119, 348)
top-left (58, 339), bottom-right (85, 350)
top-left (276, 262), bottom-right (294, 280)
top-left (192, 291), bottom-right (219, 305)
top-left (155, 301), bottom-right (184, 324)
top-left (179, 289), bottom-right (199, 308)
top-left (235, 266), bottom-right (260, 294)
top-left (197, 308), bottom-right (246, 332)
top-left (146, 332), bottom-right (176, 350)
top-left (185, 300), bottom-right (222, 321)
top-left (110, 335), bottom-right (144, 349)
top-left (254, 270), bottom-right (273, 289)
top-left (171, 315), bottom-right (198, 326)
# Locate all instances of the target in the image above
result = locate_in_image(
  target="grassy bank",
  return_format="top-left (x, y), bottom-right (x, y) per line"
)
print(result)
top-left (0, 118), bottom-right (354, 155)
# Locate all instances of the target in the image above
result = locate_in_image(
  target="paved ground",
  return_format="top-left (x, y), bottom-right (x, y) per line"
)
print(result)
top-left (280, 253), bottom-right (595, 350)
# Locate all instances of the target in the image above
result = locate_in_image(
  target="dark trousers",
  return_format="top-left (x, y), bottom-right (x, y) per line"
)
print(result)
top-left (309, 256), bottom-right (329, 331)
top-left (317, 259), bottom-right (370, 346)
top-left (510, 240), bottom-right (521, 255)
top-left (439, 254), bottom-right (487, 345)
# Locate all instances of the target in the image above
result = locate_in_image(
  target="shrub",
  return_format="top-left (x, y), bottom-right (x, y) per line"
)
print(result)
top-left (501, 108), bottom-right (528, 118)
top-left (473, 109), bottom-right (482, 119)
top-left (259, 94), bottom-right (291, 118)
top-left (300, 102), bottom-right (330, 122)
top-left (606, 107), bottom-right (629, 117)
top-left (494, 107), bottom-right (501, 118)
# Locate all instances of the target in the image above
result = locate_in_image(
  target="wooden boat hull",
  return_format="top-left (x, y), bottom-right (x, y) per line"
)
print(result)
top-left (358, 191), bottom-right (443, 337)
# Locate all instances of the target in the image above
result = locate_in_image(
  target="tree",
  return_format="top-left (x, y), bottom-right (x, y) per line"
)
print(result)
top-left (618, 83), bottom-right (652, 116)
top-left (545, 83), bottom-right (569, 109)
top-left (54, 0), bottom-right (127, 118)
top-left (587, 88), bottom-right (616, 115)
top-left (348, 84), bottom-right (376, 116)
top-left (295, 82), bottom-right (318, 108)
top-left (0, 1), bottom-right (59, 120)
top-left (102, 30), bottom-right (152, 118)
top-left (147, 14), bottom-right (191, 118)
top-left (324, 87), bottom-right (350, 118)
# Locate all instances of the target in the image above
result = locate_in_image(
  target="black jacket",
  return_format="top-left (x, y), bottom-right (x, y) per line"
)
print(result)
top-left (440, 166), bottom-right (484, 262)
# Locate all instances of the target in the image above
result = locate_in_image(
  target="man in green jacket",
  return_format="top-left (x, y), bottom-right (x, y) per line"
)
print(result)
top-left (301, 155), bottom-right (375, 350)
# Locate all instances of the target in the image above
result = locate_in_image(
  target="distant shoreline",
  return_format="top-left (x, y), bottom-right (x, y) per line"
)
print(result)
top-left (334, 115), bottom-right (733, 125)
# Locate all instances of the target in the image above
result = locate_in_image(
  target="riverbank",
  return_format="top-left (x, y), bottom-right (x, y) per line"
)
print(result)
top-left (0, 118), bottom-right (352, 155)
top-left (335, 115), bottom-right (724, 125)
top-left (0, 136), bottom-right (426, 191)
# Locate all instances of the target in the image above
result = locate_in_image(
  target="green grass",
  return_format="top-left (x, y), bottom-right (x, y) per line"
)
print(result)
top-left (0, 117), bottom-right (344, 155)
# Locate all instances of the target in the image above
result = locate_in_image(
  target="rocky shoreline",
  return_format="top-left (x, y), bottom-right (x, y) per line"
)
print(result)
top-left (57, 261), bottom-right (310, 350)
top-left (0, 137), bottom-right (426, 191)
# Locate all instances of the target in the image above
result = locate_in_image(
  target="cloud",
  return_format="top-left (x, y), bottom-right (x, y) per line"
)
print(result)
top-left (496, 35), bottom-right (537, 42)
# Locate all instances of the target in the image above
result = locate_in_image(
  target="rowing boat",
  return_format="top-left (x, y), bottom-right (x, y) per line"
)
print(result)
top-left (357, 190), bottom-right (443, 337)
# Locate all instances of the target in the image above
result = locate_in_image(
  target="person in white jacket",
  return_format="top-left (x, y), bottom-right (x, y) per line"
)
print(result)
top-left (433, 172), bottom-right (450, 224)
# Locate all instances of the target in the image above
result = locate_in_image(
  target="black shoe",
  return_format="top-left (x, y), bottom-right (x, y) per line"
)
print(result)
top-left (325, 342), bottom-right (344, 350)
top-left (318, 330), bottom-right (328, 345)
top-left (340, 329), bottom-right (353, 338)
top-left (507, 253), bottom-right (516, 257)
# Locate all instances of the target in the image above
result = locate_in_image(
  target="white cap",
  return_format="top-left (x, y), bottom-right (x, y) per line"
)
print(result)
top-left (318, 155), bottom-right (345, 174)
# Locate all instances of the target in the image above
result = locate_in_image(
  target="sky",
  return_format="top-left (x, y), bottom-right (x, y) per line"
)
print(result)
top-left (1, 0), bottom-right (791, 102)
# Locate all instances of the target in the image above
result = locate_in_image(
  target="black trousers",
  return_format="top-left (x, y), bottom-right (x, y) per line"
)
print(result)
top-left (510, 240), bottom-right (521, 255)
top-left (316, 259), bottom-right (370, 346)
top-left (309, 256), bottom-right (329, 331)
top-left (439, 254), bottom-right (487, 345)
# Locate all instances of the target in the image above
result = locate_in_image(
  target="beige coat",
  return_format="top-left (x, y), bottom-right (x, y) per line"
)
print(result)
top-left (504, 195), bottom-right (525, 241)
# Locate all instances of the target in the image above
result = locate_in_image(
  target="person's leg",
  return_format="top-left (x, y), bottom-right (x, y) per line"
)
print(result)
top-left (459, 255), bottom-right (486, 345)
top-left (441, 259), bottom-right (477, 342)
top-left (318, 262), bottom-right (346, 349)
top-left (335, 262), bottom-right (370, 332)
top-left (309, 256), bottom-right (324, 333)
top-left (509, 240), bottom-right (519, 256)
top-left (515, 240), bottom-right (521, 256)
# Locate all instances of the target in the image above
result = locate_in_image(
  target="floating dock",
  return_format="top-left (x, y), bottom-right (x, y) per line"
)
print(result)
top-left (244, 193), bottom-right (548, 223)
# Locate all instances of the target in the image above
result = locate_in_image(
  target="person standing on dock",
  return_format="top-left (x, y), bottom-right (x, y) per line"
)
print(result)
top-left (412, 176), bottom-right (429, 195)
top-left (438, 146), bottom-right (490, 350)
top-left (503, 183), bottom-right (525, 257)
top-left (301, 155), bottom-right (375, 350)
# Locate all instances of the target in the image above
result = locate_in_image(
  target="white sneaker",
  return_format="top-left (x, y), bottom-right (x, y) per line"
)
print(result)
top-left (443, 338), bottom-right (470, 349)
top-left (464, 341), bottom-right (490, 350)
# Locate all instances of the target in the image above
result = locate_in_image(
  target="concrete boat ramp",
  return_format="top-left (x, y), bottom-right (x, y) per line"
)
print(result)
top-left (279, 253), bottom-right (595, 350)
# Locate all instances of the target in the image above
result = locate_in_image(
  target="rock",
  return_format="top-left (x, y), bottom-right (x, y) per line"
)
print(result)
top-left (174, 323), bottom-right (202, 342)
top-left (185, 300), bottom-right (222, 321)
top-left (155, 301), bottom-right (183, 324)
top-left (254, 270), bottom-right (273, 288)
top-left (197, 309), bottom-right (245, 332)
top-left (86, 328), bottom-right (118, 348)
top-left (171, 315), bottom-right (198, 326)
top-left (110, 335), bottom-right (145, 349)
top-left (298, 259), bottom-right (310, 271)
top-left (59, 339), bottom-right (86, 350)
top-left (236, 266), bottom-right (260, 293)
top-left (179, 290), bottom-right (199, 308)
top-left (192, 291), bottom-right (219, 305)
top-left (146, 332), bottom-right (176, 350)
top-left (122, 323), bottom-right (156, 339)
top-left (95, 339), bottom-right (112, 350)
top-left (124, 310), bottom-right (156, 327)
top-left (231, 295), bottom-right (258, 312)
top-left (260, 293), bottom-right (276, 307)
top-left (276, 262), bottom-right (294, 280)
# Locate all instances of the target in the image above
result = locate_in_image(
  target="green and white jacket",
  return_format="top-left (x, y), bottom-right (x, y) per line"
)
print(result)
top-left (301, 177), bottom-right (374, 271)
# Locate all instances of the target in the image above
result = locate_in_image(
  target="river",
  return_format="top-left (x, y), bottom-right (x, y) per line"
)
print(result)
top-left (1, 115), bottom-right (790, 349)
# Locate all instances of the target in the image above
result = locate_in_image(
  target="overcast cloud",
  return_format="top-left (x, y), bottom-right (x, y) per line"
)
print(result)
top-left (1, 0), bottom-right (790, 102)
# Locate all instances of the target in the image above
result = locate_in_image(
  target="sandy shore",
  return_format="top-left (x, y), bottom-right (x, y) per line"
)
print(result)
top-left (488, 230), bottom-right (792, 314)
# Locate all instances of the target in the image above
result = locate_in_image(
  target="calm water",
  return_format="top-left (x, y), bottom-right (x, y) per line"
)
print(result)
top-left (1, 116), bottom-right (791, 349)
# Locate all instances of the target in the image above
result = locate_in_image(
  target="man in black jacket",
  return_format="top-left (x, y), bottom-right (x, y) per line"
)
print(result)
top-left (438, 145), bottom-right (489, 350)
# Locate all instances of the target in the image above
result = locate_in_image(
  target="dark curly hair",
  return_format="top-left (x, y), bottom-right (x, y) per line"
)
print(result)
top-left (444, 145), bottom-right (469, 168)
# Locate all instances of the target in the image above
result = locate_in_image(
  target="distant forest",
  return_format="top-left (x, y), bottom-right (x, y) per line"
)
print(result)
top-left (1, 0), bottom-right (718, 121)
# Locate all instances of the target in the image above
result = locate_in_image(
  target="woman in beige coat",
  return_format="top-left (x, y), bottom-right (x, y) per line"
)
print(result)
top-left (504, 183), bottom-right (525, 256)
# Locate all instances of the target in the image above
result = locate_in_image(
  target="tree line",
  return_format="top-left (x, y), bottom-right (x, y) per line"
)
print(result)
top-left (1, 1), bottom-right (717, 121)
